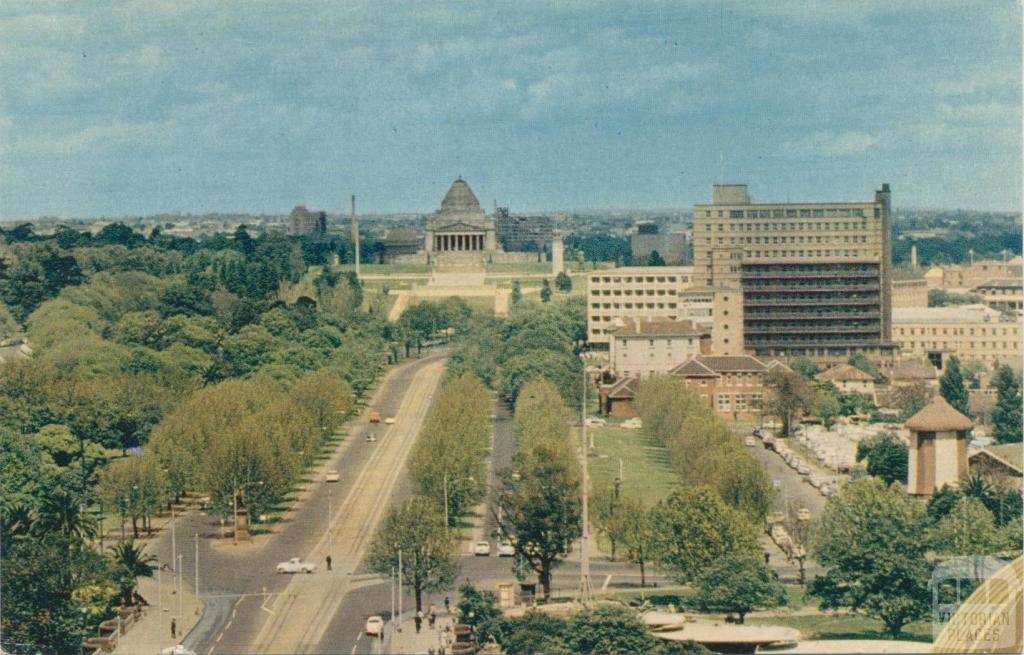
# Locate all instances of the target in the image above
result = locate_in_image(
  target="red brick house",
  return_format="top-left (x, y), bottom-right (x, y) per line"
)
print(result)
top-left (599, 376), bottom-right (640, 417)
top-left (670, 355), bottom-right (769, 422)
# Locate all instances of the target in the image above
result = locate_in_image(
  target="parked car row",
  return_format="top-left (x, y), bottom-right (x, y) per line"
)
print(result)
top-left (474, 540), bottom-right (515, 557)
top-left (756, 430), bottom-right (837, 499)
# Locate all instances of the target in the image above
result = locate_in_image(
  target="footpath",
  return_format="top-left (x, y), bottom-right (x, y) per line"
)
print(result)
top-left (383, 608), bottom-right (460, 655)
top-left (107, 506), bottom-right (205, 655)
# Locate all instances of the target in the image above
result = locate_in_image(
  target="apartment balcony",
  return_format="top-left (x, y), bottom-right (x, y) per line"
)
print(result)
top-left (742, 284), bottom-right (881, 294)
top-left (747, 338), bottom-right (886, 349)
top-left (744, 298), bottom-right (879, 307)
top-left (742, 270), bottom-right (878, 280)
top-left (745, 324), bottom-right (880, 335)
top-left (744, 311), bottom-right (881, 321)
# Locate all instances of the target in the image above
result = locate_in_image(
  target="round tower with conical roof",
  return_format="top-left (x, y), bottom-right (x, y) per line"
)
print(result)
top-left (905, 395), bottom-right (973, 496)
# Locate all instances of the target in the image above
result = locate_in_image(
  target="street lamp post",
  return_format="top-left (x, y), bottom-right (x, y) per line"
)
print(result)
top-left (579, 360), bottom-right (593, 605)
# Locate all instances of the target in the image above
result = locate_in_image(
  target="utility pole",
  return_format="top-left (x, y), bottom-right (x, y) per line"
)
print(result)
top-left (443, 471), bottom-right (449, 529)
top-left (157, 563), bottom-right (163, 613)
top-left (397, 548), bottom-right (403, 649)
top-left (232, 488), bottom-right (238, 545)
top-left (351, 194), bottom-right (361, 279)
top-left (579, 361), bottom-right (592, 605)
top-left (177, 553), bottom-right (183, 622)
top-left (194, 533), bottom-right (200, 598)
top-left (390, 566), bottom-right (396, 628)
top-left (170, 503), bottom-right (177, 573)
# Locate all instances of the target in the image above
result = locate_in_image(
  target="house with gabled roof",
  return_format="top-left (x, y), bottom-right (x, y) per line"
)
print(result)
top-left (669, 354), bottom-right (769, 421)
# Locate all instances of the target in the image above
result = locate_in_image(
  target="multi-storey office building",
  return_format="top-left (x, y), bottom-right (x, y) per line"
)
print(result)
top-left (693, 184), bottom-right (895, 364)
top-left (493, 208), bottom-right (553, 252)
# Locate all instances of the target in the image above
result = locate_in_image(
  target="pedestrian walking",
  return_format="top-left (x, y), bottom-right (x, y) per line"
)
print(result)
top-left (444, 595), bottom-right (450, 612)
top-left (415, 610), bottom-right (423, 633)
top-left (170, 618), bottom-right (177, 639)
top-left (427, 604), bottom-right (436, 628)
top-left (326, 555), bottom-right (332, 571)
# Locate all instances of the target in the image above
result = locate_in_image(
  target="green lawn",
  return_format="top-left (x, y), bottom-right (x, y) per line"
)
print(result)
top-left (586, 425), bottom-right (679, 507)
top-left (747, 614), bottom-right (934, 642)
top-left (484, 261), bottom-right (550, 273)
top-left (336, 263), bottom-right (432, 275)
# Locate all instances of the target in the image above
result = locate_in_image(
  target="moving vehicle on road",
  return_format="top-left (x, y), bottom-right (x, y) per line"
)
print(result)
top-left (497, 541), bottom-right (515, 557)
top-left (369, 411), bottom-right (381, 423)
top-left (276, 557), bottom-right (317, 574)
top-left (365, 433), bottom-right (376, 443)
top-left (473, 541), bottom-right (491, 556)
top-left (384, 417), bottom-right (396, 425)
top-left (325, 469), bottom-right (340, 483)
top-left (365, 615), bottom-right (384, 637)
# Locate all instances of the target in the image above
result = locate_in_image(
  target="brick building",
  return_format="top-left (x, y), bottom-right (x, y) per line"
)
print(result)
top-left (669, 355), bottom-right (769, 422)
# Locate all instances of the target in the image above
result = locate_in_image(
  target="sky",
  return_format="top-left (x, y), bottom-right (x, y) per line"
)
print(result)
top-left (0, 1), bottom-right (1021, 219)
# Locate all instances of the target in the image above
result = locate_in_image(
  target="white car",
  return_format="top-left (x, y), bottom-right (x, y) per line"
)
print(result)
top-left (162, 647), bottom-right (198, 655)
top-left (384, 417), bottom-right (396, 425)
top-left (584, 417), bottom-right (606, 427)
top-left (621, 417), bottom-right (643, 429)
top-left (497, 541), bottom-right (515, 557)
top-left (325, 469), bottom-right (340, 483)
top-left (276, 557), bottom-right (317, 574)
top-left (744, 436), bottom-right (757, 447)
top-left (365, 433), bottom-right (376, 443)
top-left (797, 463), bottom-right (811, 476)
top-left (473, 541), bottom-right (491, 556)
top-left (365, 615), bottom-right (385, 637)
top-left (797, 508), bottom-right (812, 522)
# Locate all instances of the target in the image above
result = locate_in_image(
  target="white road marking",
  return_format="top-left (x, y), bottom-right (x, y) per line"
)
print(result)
top-left (602, 574), bottom-right (612, 590)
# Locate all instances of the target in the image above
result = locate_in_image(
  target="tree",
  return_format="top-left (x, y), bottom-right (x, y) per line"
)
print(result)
top-left (847, 353), bottom-right (879, 378)
top-left (991, 365), bottom-right (1022, 444)
top-left (555, 271), bottom-right (573, 292)
top-left (939, 356), bottom-right (972, 418)
top-left (494, 444), bottom-right (581, 601)
top-left (651, 486), bottom-right (759, 584)
top-left (931, 497), bottom-right (1004, 556)
top-left (855, 431), bottom-right (908, 485)
top-left (763, 369), bottom-right (814, 437)
top-left (695, 552), bottom-right (788, 623)
top-left (366, 496), bottom-right (459, 613)
top-left (810, 477), bottom-right (931, 638)
top-left (455, 582), bottom-right (503, 646)
top-left (109, 541), bottom-right (156, 605)
top-left (540, 278), bottom-right (552, 303)
top-left (607, 497), bottom-right (657, 587)
top-left (510, 281), bottom-right (522, 305)
top-left (790, 356), bottom-right (819, 380)
top-left (646, 250), bottom-right (666, 266)
top-left (814, 390), bottom-right (842, 430)
top-left (891, 382), bottom-right (931, 421)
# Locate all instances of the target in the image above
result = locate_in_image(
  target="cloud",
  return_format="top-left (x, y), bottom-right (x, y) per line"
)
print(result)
top-left (784, 131), bottom-right (877, 157)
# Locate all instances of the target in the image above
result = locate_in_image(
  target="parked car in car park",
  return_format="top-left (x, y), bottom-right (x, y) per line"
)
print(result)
top-left (473, 541), bottom-right (491, 556)
top-left (277, 557), bottom-right (317, 574)
top-left (797, 463), bottom-right (811, 476)
top-left (497, 541), bottom-right (515, 557)
top-left (621, 417), bottom-right (643, 429)
top-left (325, 469), bottom-right (340, 483)
top-left (744, 436), bottom-right (757, 447)
top-left (797, 508), bottom-right (812, 521)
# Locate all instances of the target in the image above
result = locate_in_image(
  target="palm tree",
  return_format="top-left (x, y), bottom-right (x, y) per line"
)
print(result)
top-left (30, 487), bottom-right (97, 540)
top-left (110, 541), bottom-right (157, 606)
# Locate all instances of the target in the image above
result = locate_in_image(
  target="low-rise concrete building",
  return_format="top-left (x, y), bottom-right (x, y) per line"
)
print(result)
top-left (609, 318), bottom-right (710, 379)
top-left (891, 269), bottom-right (929, 308)
top-left (893, 305), bottom-right (1021, 371)
top-left (905, 396), bottom-right (972, 496)
top-left (971, 278), bottom-right (1023, 314)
